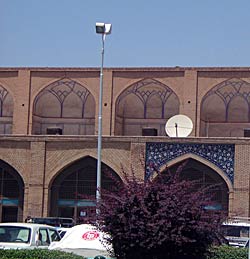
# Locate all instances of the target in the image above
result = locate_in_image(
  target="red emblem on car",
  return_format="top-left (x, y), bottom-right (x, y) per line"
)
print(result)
top-left (82, 231), bottom-right (100, 240)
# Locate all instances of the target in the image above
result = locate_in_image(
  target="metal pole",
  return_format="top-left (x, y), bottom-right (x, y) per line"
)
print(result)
top-left (96, 34), bottom-right (105, 210)
top-left (248, 226), bottom-right (250, 259)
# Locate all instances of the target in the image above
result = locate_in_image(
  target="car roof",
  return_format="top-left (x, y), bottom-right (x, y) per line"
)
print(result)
top-left (31, 217), bottom-right (73, 220)
top-left (0, 222), bottom-right (57, 228)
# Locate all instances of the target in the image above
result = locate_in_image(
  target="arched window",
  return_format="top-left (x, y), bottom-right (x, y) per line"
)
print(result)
top-left (115, 78), bottom-right (179, 136)
top-left (32, 78), bottom-right (95, 135)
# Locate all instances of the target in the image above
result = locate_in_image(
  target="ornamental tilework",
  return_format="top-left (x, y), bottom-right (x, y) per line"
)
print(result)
top-left (145, 143), bottom-right (235, 183)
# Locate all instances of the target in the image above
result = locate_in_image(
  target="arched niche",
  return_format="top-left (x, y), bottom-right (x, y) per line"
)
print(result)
top-left (32, 78), bottom-right (96, 135)
top-left (0, 159), bottom-right (24, 222)
top-left (115, 78), bottom-right (180, 136)
top-left (0, 85), bottom-right (13, 134)
top-left (158, 157), bottom-right (230, 211)
top-left (227, 96), bottom-right (248, 122)
top-left (200, 78), bottom-right (250, 137)
top-left (49, 156), bottom-right (122, 223)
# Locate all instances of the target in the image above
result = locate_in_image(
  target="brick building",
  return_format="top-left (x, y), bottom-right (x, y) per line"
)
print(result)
top-left (0, 67), bottom-right (250, 222)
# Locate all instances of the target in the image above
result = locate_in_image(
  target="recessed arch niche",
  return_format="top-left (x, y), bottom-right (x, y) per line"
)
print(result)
top-left (0, 85), bottom-right (13, 134)
top-left (200, 78), bottom-right (250, 137)
top-left (49, 156), bottom-right (122, 223)
top-left (0, 160), bottom-right (24, 222)
top-left (115, 78), bottom-right (180, 136)
top-left (159, 158), bottom-right (229, 211)
top-left (32, 78), bottom-right (95, 135)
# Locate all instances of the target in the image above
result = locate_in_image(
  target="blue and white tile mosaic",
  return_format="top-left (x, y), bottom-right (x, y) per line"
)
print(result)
top-left (145, 143), bottom-right (235, 183)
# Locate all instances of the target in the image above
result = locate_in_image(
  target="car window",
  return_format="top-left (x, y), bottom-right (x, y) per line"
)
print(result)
top-left (58, 230), bottom-right (67, 238)
top-left (16, 229), bottom-right (30, 242)
top-left (48, 229), bottom-right (61, 242)
top-left (0, 226), bottom-right (30, 243)
top-left (38, 228), bottom-right (50, 246)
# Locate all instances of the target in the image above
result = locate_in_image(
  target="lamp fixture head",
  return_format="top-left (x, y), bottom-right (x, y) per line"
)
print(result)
top-left (96, 22), bottom-right (112, 35)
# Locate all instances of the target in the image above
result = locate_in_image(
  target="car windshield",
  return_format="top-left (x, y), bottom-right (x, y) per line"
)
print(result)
top-left (0, 226), bottom-right (31, 243)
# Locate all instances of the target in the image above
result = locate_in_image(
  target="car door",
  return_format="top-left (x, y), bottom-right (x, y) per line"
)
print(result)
top-left (38, 228), bottom-right (50, 247)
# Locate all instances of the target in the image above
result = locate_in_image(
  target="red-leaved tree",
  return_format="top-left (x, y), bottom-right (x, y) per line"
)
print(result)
top-left (95, 165), bottom-right (226, 259)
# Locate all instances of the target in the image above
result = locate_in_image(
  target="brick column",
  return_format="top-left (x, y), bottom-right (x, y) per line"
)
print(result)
top-left (26, 141), bottom-right (46, 217)
top-left (233, 144), bottom-right (250, 216)
top-left (12, 70), bottom-right (30, 134)
top-left (130, 142), bottom-right (146, 180)
top-left (100, 70), bottom-right (113, 136)
top-left (180, 70), bottom-right (198, 137)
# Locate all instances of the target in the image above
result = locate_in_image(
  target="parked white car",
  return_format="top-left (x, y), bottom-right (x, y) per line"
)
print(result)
top-left (49, 224), bottom-right (113, 258)
top-left (0, 222), bottom-right (61, 249)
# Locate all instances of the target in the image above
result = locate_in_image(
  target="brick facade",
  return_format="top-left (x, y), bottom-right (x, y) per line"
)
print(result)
top-left (0, 67), bottom-right (250, 221)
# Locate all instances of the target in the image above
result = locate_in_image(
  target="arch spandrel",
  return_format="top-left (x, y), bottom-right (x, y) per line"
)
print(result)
top-left (47, 153), bottom-right (124, 188)
top-left (0, 159), bottom-right (25, 184)
top-left (145, 142), bottom-right (235, 186)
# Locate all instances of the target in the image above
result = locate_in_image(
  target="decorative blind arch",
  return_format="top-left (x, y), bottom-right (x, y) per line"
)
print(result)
top-left (34, 78), bottom-right (94, 118)
top-left (32, 78), bottom-right (95, 135)
top-left (0, 84), bottom-right (13, 134)
top-left (200, 78), bottom-right (250, 137)
top-left (201, 78), bottom-right (250, 121)
top-left (116, 78), bottom-right (179, 119)
top-left (115, 78), bottom-right (180, 136)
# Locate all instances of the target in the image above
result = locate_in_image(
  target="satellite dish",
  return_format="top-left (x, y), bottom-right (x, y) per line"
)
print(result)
top-left (165, 114), bottom-right (193, 137)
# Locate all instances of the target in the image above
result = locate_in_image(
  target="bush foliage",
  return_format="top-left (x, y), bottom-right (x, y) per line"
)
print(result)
top-left (96, 166), bottom-right (226, 259)
top-left (0, 249), bottom-right (84, 259)
top-left (208, 245), bottom-right (247, 259)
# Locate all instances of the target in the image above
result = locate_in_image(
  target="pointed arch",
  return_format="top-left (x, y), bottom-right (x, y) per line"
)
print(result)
top-left (155, 155), bottom-right (231, 211)
top-left (49, 156), bottom-right (122, 223)
top-left (0, 159), bottom-right (24, 222)
top-left (115, 78), bottom-right (180, 136)
top-left (200, 78), bottom-right (250, 137)
top-left (0, 84), bottom-right (13, 134)
top-left (32, 78), bottom-right (95, 135)
top-left (158, 153), bottom-right (233, 192)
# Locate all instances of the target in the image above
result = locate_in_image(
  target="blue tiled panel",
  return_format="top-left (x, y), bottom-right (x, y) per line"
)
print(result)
top-left (145, 143), bottom-right (235, 183)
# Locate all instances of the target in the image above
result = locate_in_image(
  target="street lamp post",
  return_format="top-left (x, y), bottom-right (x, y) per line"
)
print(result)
top-left (95, 22), bottom-right (112, 209)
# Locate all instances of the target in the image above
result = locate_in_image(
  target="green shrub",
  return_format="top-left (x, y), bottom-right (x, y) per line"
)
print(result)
top-left (0, 249), bottom-right (84, 259)
top-left (208, 245), bottom-right (247, 259)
